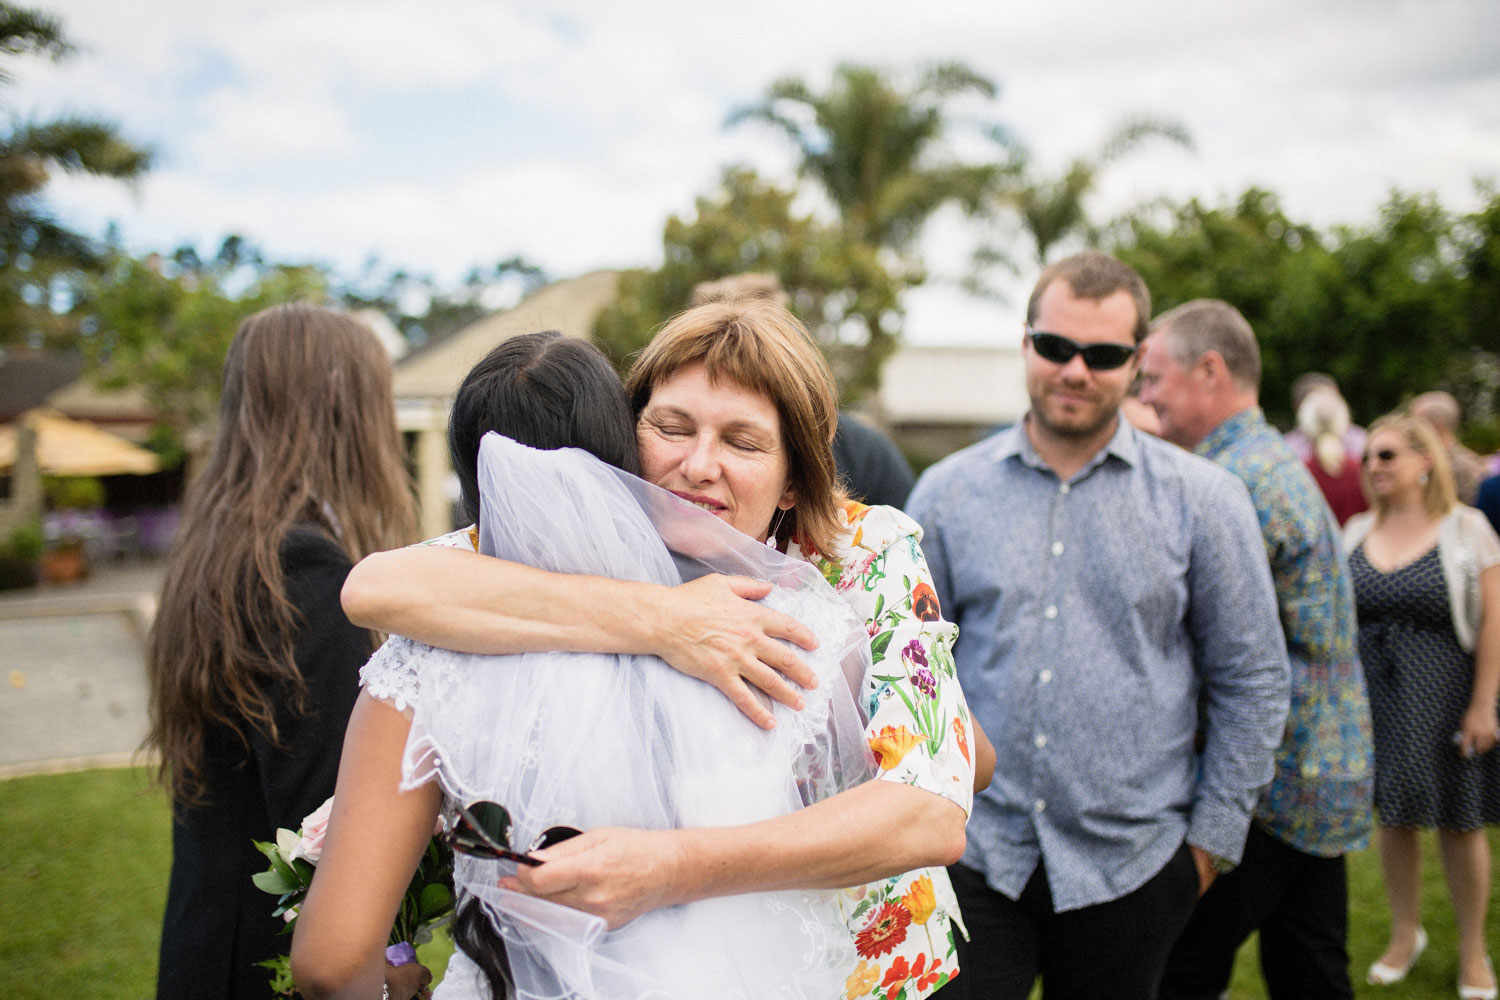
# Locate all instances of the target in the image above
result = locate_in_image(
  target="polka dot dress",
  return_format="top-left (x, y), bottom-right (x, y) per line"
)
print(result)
top-left (1350, 544), bottom-right (1500, 829)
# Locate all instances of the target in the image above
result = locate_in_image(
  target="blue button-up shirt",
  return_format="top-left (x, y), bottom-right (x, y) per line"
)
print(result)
top-left (908, 416), bottom-right (1289, 911)
top-left (1196, 408), bottom-right (1373, 857)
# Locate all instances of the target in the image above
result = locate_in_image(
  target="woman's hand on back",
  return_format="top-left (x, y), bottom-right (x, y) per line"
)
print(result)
top-left (650, 574), bottom-right (821, 730)
top-left (501, 827), bottom-right (689, 929)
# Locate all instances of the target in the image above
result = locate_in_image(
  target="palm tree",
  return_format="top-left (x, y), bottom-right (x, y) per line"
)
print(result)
top-left (727, 61), bottom-right (1003, 398)
top-left (1004, 115), bottom-right (1194, 268)
top-left (0, 2), bottom-right (151, 346)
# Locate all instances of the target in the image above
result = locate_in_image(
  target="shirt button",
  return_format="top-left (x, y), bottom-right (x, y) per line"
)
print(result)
top-left (1034, 734), bottom-right (1047, 749)
top-left (1034, 798), bottom-right (1047, 813)
top-left (1039, 669), bottom-right (1053, 684)
top-left (1044, 605), bottom-right (1058, 620)
top-left (1051, 541), bottom-right (1064, 556)
top-left (1059, 483), bottom-right (1071, 495)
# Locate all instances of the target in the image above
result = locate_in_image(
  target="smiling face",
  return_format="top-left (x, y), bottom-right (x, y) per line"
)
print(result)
top-left (1023, 280), bottom-right (1140, 446)
top-left (1361, 427), bottom-right (1431, 503)
top-left (636, 362), bottom-right (795, 542)
top-left (1138, 330), bottom-right (1214, 449)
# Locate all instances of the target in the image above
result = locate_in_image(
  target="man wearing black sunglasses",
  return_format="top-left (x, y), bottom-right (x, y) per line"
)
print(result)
top-left (1141, 299), bottom-right (1373, 1000)
top-left (908, 252), bottom-right (1289, 1000)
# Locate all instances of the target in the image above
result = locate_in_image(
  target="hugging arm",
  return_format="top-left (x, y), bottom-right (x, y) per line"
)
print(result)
top-left (506, 780), bottom-right (966, 929)
top-left (290, 694), bottom-right (442, 1000)
top-left (509, 508), bottom-right (976, 927)
top-left (343, 544), bottom-right (819, 729)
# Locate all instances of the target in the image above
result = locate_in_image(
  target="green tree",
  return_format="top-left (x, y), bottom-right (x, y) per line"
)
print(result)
top-left (1110, 187), bottom-right (1484, 428)
top-left (0, 2), bottom-right (150, 347)
top-left (82, 239), bottom-right (325, 463)
top-left (983, 115), bottom-right (1193, 273)
top-left (727, 62), bottom-right (1002, 397)
top-left (592, 167), bottom-right (903, 399)
top-left (337, 255), bottom-right (547, 347)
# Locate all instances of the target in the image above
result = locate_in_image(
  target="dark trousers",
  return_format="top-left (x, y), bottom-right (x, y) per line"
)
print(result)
top-left (946, 843), bottom-right (1200, 1000)
top-left (1159, 823), bottom-right (1353, 1000)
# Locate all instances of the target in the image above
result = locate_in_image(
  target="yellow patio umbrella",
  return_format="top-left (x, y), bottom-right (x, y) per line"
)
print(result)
top-left (0, 408), bottom-right (161, 476)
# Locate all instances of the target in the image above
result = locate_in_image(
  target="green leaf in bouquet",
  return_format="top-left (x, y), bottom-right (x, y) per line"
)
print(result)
top-left (419, 881), bottom-right (454, 919)
top-left (252, 868), bottom-right (301, 895)
top-left (252, 839), bottom-right (284, 865)
top-left (256, 954), bottom-right (296, 996)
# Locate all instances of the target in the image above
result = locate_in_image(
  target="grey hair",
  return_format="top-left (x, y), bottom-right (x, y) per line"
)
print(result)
top-left (1150, 299), bottom-right (1261, 393)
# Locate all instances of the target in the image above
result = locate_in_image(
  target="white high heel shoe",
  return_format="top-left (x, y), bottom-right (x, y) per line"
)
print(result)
top-left (1458, 956), bottom-right (1497, 1000)
top-left (1367, 926), bottom-right (1428, 986)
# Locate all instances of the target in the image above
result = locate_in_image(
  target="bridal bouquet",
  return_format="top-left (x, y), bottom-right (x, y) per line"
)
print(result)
top-left (252, 796), bottom-right (456, 996)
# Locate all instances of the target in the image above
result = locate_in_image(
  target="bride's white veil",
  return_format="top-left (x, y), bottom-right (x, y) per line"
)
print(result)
top-left (402, 433), bottom-right (875, 1000)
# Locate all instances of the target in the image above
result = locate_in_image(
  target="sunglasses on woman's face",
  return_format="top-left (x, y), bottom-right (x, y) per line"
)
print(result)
top-left (440, 801), bottom-right (583, 865)
top-left (1362, 448), bottom-right (1404, 465)
top-left (1026, 329), bottom-right (1138, 371)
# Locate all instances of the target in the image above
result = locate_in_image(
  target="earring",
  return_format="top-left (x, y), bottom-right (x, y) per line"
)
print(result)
top-left (1419, 471), bottom-right (1430, 487)
top-left (765, 508), bottom-right (788, 549)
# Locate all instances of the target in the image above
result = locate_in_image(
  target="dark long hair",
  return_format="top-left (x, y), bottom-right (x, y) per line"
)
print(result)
top-left (145, 304), bottom-right (418, 807)
top-left (444, 330), bottom-right (637, 998)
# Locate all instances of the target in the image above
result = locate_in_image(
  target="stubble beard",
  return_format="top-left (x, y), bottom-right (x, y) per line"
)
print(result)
top-left (1031, 387), bottom-right (1122, 443)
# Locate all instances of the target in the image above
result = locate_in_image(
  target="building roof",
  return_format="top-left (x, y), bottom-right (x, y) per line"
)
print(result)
top-left (394, 270), bottom-right (621, 401)
top-left (0, 350), bottom-right (84, 423)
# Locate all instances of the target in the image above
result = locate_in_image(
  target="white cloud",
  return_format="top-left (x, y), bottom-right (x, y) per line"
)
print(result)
top-left (17, 0), bottom-right (1500, 344)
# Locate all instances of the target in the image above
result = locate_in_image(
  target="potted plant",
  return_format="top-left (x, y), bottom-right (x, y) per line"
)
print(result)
top-left (40, 475), bottom-right (105, 583)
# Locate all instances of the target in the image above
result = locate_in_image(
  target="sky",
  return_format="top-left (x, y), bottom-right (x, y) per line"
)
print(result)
top-left (16, 0), bottom-right (1500, 344)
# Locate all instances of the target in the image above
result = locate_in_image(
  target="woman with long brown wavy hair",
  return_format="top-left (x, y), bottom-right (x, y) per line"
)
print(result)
top-left (147, 303), bottom-right (418, 1000)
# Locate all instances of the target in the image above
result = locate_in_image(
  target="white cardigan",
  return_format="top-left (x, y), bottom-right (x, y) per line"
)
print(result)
top-left (1345, 505), bottom-right (1500, 653)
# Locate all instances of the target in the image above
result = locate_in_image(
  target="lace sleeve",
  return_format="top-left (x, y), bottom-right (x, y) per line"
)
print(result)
top-left (358, 633), bottom-right (434, 713)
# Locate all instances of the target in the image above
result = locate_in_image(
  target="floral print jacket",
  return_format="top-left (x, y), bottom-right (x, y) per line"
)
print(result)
top-left (791, 501), bottom-right (975, 1000)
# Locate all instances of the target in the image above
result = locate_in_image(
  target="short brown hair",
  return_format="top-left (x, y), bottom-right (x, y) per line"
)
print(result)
top-left (1027, 250), bottom-right (1152, 343)
top-left (624, 300), bottom-right (847, 554)
top-left (1363, 412), bottom-right (1457, 520)
top-left (1151, 299), bottom-right (1262, 393)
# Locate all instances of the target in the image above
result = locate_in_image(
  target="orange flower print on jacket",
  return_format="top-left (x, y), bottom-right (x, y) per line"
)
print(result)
top-left (900, 873), bottom-right (936, 924)
top-left (952, 716), bottom-right (970, 766)
top-left (911, 953), bottom-right (943, 993)
top-left (844, 959), bottom-right (881, 998)
top-left (856, 901), bottom-right (912, 959)
top-left (881, 955), bottom-right (911, 995)
top-left (910, 581), bottom-right (941, 622)
top-left (868, 724), bottom-right (924, 771)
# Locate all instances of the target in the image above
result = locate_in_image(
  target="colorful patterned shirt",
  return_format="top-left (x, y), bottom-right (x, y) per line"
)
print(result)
top-left (1197, 408), bottom-right (1374, 856)
top-left (791, 500), bottom-right (976, 1000)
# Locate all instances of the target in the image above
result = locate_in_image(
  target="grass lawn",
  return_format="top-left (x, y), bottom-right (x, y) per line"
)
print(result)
top-left (2, 767), bottom-right (1496, 999)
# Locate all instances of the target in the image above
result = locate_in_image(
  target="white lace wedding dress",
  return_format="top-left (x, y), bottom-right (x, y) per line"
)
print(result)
top-left (361, 433), bottom-right (876, 1000)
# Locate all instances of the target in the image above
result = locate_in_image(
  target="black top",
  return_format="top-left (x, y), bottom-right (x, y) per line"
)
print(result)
top-left (833, 413), bottom-right (916, 510)
top-left (156, 526), bottom-right (371, 1000)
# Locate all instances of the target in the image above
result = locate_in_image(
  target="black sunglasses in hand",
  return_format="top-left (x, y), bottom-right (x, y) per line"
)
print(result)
top-left (1026, 328), bottom-right (1138, 371)
top-left (440, 800), bottom-right (583, 866)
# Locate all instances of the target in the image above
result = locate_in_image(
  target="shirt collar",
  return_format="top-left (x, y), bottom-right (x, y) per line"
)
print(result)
top-left (999, 412), bottom-right (1141, 478)
top-left (1195, 406), bottom-right (1266, 461)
